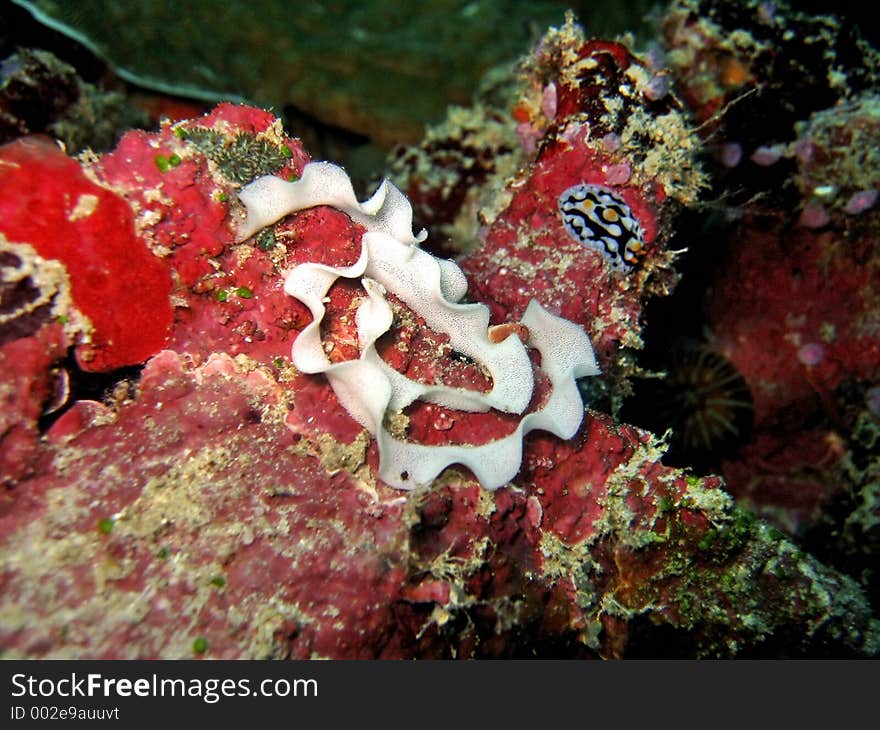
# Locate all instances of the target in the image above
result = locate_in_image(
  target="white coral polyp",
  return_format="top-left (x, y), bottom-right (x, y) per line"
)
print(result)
top-left (237, 162), bottom-right (600, 490)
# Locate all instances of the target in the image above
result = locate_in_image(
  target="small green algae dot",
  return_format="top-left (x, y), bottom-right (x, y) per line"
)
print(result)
top-left (217, 192), bottom-right (229, 203)
top-left (210, 575), bottom-right (226, 588)
top-left (281, 145), bottom-right (293, 158)
top-left (235, 286), bottom-right (254, 299)
top-left (255, 228), bottom-right (276, 251)
top-left (216, 289), bottom-right (229, 302)
top-left (155, 153), bottom-right (182, 172)
top-left (173, 127), bottom-right (187, 139)
top-left (97, 517), bottom-right (115, 534)
top-left (273, 356), bottom-right (285, 368)
top-left (192, 637), bottom-right (208, 654)
top-left (156, 546), bottom-right (170, 559)
top-left (56, 314), bottom-right (68, 324)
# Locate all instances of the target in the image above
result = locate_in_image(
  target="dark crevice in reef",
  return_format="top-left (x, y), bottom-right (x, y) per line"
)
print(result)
top-left (0, 0), bottom-right (107, 83)
top-left (620, 206), bottom-right (754, 474)
top-left (282, 102), bottom-right (384, 196)
top-left (37, 349), bottom-right (143, 433)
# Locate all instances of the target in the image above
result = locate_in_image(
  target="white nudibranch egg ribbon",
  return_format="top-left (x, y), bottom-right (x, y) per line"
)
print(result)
top-left (236, 162), bottom-right (600, 490)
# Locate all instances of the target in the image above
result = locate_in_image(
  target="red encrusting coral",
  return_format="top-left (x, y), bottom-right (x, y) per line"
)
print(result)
top-left (463, 126), bottom-right (661, 366)
top-left (0, 136), bottom-right (173, 371)
top-left (0, 323), bottom-right (68, 494)
top-left (92, 129), bottom-right (230, 287)
top-left (708, 228), bottom-right (880, 428)
top-left (460, 30), bottom-right (699, 381)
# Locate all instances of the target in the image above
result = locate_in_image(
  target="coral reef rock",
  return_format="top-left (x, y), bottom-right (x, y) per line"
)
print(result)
top-left (1, 15), bottom-right (879, 656)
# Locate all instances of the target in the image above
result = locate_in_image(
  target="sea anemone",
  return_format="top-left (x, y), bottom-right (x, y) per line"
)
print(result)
top-left (625, 340), bottom-right (754, 469)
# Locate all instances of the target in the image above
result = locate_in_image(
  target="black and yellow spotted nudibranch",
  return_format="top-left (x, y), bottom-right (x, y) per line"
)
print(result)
top-left (558, 183), bottom-right (646, 271)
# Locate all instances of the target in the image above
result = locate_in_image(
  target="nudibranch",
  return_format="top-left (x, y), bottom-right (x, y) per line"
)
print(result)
top-left (558, 183), bottom-right (646, 271)
top-left (237, 162), bottom-right (599, 490)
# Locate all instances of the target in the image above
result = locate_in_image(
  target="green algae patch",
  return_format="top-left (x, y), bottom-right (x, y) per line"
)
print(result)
top-left (178, 128), bottom-right (293, 185)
